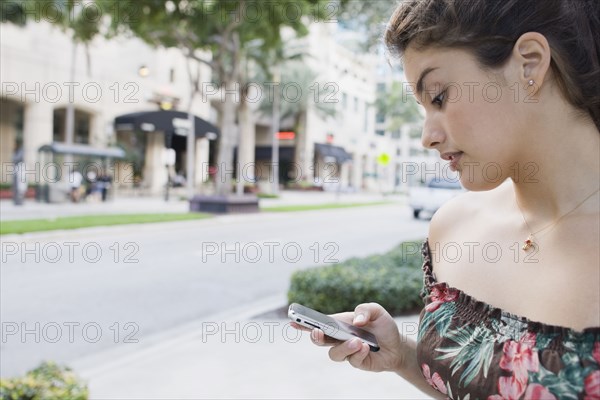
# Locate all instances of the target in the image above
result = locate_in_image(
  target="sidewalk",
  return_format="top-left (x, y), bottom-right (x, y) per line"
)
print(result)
top-left (74, 296), bottom-right (431, 400)
top-left (0, 190), bottom-right (404, 221)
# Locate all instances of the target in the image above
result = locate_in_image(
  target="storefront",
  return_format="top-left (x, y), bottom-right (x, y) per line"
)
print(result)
top-left (114, 110), bottom-right (220, 194)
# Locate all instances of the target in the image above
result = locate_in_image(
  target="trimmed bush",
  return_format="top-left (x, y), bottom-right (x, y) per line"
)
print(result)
top-left (0, 361), bottom-right (88, 400)
top-left (288, 240), bottom-right (426, 315)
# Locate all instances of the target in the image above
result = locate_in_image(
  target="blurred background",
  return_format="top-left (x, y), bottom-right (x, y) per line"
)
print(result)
top-left (0, 1), bottom-right (457, 398)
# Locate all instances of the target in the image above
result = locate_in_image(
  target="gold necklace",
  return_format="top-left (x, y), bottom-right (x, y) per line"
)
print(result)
top-left (515, 187), bottom-right (600, 251)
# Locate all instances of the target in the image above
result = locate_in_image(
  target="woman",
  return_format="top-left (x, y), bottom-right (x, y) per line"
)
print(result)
top-left (296, 0), bottom-right (600, 398)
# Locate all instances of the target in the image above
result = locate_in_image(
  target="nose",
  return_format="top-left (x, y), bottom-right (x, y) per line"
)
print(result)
top-left (421, 116), bottom-right (446, 149)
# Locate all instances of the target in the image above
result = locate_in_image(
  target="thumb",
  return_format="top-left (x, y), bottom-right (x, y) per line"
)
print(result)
top-left (352, 303), bottom-right (386, 326)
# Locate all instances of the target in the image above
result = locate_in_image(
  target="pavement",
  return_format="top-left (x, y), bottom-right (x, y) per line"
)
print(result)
top-left (2, 190), bottom-right (431, 399)
top-left (0, 190), bottom-right (403, 221)
top-left (72, 296), bottom-right (430, 400)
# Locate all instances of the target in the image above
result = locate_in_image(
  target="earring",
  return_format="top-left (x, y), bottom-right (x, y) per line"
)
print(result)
top-left (528, 79), bottom-right (535, 86)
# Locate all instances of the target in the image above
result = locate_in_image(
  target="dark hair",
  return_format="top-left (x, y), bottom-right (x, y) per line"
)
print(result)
top-left (385, 0), bottom-right (600, 130)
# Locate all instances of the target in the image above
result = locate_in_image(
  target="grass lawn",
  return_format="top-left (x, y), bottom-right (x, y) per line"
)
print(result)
top-left (0, 213), bottom-right (212, 235)
top-left (261, 201), bottom-right (392, 212)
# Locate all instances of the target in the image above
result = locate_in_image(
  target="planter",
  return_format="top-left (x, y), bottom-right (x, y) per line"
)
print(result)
top-left (189, 195), bottom-right (260, 214)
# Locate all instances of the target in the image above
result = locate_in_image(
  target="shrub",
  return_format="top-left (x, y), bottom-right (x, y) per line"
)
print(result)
top-left (288, 240), bottom-right (425, 315)
top-left (0, 361), bottom-right (88, 400)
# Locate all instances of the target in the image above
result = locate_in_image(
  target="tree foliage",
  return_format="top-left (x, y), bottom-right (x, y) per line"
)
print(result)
top-left (376, 80), bottom-right (422, 134)
top-left (2, 0), bottom-right (103, 42)
top-left (336, 0), bottom-right (398, 51)
top-left (98, 0), bottom-right (340, 195)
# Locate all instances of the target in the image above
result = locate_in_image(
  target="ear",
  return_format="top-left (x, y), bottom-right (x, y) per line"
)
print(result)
top-left (511, 32), bottom-right (552, 93)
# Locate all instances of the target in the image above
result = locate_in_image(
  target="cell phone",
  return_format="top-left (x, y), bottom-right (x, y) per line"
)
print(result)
top-left (288, 303), bottom-right (380, 352)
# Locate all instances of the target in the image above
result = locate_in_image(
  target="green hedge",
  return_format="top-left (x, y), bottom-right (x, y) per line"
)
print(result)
top-left (0, 362), bottom-right (88, 400)
top-left (288, 240), bottom-right (425, 315)
top-left (257, 193), bottom-right (279, 199)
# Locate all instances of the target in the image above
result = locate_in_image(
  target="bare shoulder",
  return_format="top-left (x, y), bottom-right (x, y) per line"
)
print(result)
top-left (428, 181), bottom-right (512, 244)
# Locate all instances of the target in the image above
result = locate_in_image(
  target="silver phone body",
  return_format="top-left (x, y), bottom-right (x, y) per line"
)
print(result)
top-left (288, 303), bottom-right (380, 352)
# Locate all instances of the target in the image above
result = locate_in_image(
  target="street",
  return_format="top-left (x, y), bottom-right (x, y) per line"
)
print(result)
top-left (1, 203), bottom-right (429, 377)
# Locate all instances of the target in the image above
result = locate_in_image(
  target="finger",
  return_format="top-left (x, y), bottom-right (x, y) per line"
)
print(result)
top-left (328, 311), bottom-right (355, 325)
top-left (310, 328), bottom-right (341, 347)
top-left (346, 342), bottom-right (370, 368)
top-left (328, 338), bottom-right (363, 362)
top-left (353, 303), bottom-right (386, 327)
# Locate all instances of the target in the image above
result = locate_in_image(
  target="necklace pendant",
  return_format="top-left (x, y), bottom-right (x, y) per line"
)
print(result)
top-left (522, 235), bottom-right (534, 251)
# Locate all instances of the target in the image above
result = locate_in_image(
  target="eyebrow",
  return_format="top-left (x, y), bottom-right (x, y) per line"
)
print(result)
top-left (415, 67), bottom-right (438, 96)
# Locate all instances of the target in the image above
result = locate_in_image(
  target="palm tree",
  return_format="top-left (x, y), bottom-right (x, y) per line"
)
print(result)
top-left (258, 59), bottom-right (337, 181)
top-left (375, 80), bottom-right (422, 134)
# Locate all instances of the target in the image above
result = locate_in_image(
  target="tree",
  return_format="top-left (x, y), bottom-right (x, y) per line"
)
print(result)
top-left (336, 0), bottom-right (398, 52)
top-left (101, 0), bottom-right (334, 196)
top-left (2, 0), bottom-right (105, 151)
top-left (375, 80), bottom-right (422, 135)
top-left (257, 58), bottom-right (337, 182)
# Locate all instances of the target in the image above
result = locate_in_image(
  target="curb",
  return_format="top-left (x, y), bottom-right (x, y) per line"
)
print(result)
top-left (73, 295), bottom-right (288, 379)
top-left (0, 203), bottom-right (404, 242)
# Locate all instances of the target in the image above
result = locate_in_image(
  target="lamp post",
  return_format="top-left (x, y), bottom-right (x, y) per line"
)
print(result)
top-left (138, 65), bottom-right (150, 78)
top-left (163, 148), bottom-right (176, 201)
top-left (271, 67), bottom-right (281, 195)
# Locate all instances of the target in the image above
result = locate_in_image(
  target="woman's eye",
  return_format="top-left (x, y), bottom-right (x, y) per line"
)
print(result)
top-left (432, 90), bottom-right (446, 107)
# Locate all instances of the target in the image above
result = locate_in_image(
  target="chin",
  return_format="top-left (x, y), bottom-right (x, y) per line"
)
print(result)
top-left (458, 173), bottom-right (504, 191)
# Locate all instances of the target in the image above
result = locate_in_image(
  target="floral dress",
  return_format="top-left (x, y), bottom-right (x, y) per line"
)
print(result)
top-left (417, 240), bottom-right (600, 399)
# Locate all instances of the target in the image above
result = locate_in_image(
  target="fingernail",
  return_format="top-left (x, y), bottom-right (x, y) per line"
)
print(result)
top-left (354, 314), bottom-right (365, 324)
top-left (310, 330), bottom-right (317, 341)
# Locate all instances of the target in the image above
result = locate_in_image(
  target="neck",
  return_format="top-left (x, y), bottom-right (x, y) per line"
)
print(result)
top-left (511, 113), bottom-right (599, 223)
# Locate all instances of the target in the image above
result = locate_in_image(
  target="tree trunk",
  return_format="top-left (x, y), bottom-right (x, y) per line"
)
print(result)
top-left (236, 96), bottom-right (256, 195)
top-left (293, 112), bottom-right (309, 181)
top-left (215, 80), bottom-right (237, 196)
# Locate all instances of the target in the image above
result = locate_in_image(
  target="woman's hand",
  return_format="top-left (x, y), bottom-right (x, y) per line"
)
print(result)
top-left (292, 303), bottom-right (405, 373)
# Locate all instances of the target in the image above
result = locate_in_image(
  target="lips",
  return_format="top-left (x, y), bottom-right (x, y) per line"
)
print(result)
top-left (441, 152), bottom-right (463, 171)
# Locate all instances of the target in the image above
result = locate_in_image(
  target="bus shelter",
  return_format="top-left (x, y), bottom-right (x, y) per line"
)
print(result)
top-left (37, 142), bottom-right (126, 203)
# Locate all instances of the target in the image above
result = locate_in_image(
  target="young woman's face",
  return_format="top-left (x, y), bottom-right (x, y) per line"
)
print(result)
top-left (403, 46), bottom-right (528, 191)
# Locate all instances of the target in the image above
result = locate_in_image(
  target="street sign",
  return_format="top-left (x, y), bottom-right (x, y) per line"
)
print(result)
top-left (377, 152), bottom-right (391, 166)
top-left (277, 131), bottom-right (295, 140)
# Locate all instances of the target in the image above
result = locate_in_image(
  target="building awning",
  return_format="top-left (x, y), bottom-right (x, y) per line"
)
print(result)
top-left (113, 110), bottom-right (220, 139)
top-left (314, 143), bottom-right (353, 163)
top-left (254, 146), bottom-right (295, 161)
top-left (38, 142), bottom-right (126, 158)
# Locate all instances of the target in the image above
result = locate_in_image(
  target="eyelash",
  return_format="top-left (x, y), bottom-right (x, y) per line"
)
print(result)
top-left (431, 90), bottom-right (446, 108)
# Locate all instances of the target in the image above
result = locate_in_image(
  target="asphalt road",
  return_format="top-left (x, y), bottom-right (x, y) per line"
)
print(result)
top-left (0, 204), bottom-right (429, 377)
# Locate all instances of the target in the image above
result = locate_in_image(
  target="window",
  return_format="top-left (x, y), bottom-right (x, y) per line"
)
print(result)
top-left (376, 83), bottom-right (386, 93)
top-left (375, 130), bottom-right (385, 136)
top-left (342, 93), bottom-right (347, 109)
top-left (376, 113), bottom-right (385, 124)
top-left (354, 97), bottom-right (359, 112)
top-left (53, 108), bottom-right (91, 144)
top-left (169, 68), bottom-right (175, 83)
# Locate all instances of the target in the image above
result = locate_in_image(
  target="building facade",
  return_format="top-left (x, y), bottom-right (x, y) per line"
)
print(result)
top-left (1, 20), bottom-right (214, 197)
top-left (1, 17), bottom-right (435, 198)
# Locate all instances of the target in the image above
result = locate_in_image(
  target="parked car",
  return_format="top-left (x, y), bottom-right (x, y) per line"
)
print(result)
top-left (409, 177), bottom-right (464, 219)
